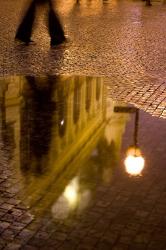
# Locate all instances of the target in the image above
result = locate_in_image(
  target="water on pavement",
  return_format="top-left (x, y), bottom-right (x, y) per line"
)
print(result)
top-left (0, 75), bottom-right (166, 249)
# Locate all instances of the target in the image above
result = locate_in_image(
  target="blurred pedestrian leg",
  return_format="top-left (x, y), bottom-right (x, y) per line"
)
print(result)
top-left (48, 4), bottom-right (66, 46)
top-left (145, 0), bottom-right (152, 6)
top-left (15, 0), bottom-right (66, 46)
top-left (15, 0), bottom-right (36, 44)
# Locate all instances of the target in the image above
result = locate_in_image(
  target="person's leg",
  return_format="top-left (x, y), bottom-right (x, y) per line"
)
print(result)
top-left (48, 1), bottom-right (66, 46)
top-left (15, 0), bottom-right (36, 43)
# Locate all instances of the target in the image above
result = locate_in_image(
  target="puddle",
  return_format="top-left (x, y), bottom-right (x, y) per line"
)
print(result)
top-left (0, 75), bottom-right (166, 248)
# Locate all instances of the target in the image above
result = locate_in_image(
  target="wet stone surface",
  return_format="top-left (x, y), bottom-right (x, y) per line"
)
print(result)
top-left (0, 0), bottom-right (166, 117)
top-left (0, 75), bottom-right (166, 249)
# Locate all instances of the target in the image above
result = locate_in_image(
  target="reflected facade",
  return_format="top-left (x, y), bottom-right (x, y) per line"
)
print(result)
top-left (0, 75), bottom-right (129, 217)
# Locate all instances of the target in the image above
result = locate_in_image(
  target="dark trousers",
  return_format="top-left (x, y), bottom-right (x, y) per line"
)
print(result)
top-left (15, 0), bottom-right (65, 44)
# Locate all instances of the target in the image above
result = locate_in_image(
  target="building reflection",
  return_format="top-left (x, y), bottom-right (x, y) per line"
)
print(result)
top-left (21, 76), bottom-right (56, 174)
top-left (0, 75), bottom-right (129, 218)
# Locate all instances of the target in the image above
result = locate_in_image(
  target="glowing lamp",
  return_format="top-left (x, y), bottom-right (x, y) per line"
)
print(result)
top-left (124, 146), bottom-right (145, 176)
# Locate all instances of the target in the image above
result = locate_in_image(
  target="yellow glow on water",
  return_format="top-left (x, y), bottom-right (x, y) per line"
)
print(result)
top-left (124, 155), bottom-right (145, 176)
top-left (60, 120), bottom-right (64, 125)
top-left (64, 185), bottom-right (77, 205)
top-left (64, 178), bottom-right (79, 206)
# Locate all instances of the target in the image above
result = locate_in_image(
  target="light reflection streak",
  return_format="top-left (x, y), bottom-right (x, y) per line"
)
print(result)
top-left (64, 177), bottom-right (79, 207)
top-left (51, 177), bottom-right (91, 219)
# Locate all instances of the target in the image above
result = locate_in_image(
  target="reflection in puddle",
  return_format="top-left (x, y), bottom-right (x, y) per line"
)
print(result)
top-left (0, 75), bottom-right (166, 249)
top-left (0, 75), bottom-right (165, 225)
top-left (52, 176), bottom-right (91, 219)
top-left (114, 106), bottom-right (145, 176)
top-left (0, 75), bottom-right (129, 218)
top-left (124, 146), bottom-right (145, 176)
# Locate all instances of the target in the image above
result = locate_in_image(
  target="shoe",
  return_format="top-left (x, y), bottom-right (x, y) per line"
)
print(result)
top-left (15, 37), bottom-right (35, 45)
top-left (50, 37), bottom-right (69, 48)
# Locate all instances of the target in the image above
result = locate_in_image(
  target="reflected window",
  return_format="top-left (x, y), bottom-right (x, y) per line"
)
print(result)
top-left (0, 85), bottom-right (7, 133)
top-left (58, 87), bottom-right (67, 137)
top-left (86, 77), bottom-right (92, 112)
top-left (73, 79), bottom-right (81, 124)
top-left (96, 78), bottom-right (101, 101)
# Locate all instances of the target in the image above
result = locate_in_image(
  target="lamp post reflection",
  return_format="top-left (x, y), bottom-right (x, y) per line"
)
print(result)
top-left (114, 106), bottom-right (145, 176)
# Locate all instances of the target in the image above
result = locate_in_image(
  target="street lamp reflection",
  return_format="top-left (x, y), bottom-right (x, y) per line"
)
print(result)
top-left (124, 146), bottom-right (145, 176)
top-left (114, 106), bottom-right (145, 176)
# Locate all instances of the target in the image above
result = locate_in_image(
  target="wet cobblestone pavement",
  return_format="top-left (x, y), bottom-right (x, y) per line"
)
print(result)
top-left (0, 75), bottom-right (166, 249)
top-left (0, 0), bottom-right (166, 247)
top-left (0, 0), bottom-right (166, 117)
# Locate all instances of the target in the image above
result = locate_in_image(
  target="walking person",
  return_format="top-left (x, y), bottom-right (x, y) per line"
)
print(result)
top-left (15, 0), bottom-right (67, 47)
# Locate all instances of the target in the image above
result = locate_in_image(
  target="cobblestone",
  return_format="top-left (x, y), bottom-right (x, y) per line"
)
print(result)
top-left (0, 1), bottom-right (166, 249)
